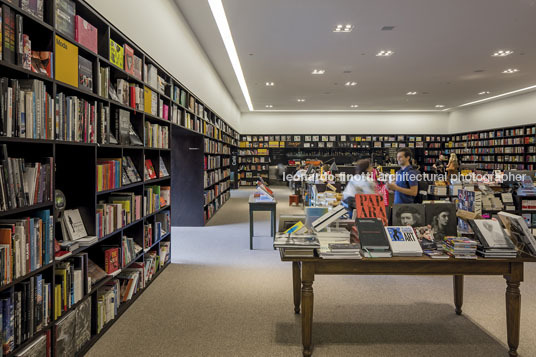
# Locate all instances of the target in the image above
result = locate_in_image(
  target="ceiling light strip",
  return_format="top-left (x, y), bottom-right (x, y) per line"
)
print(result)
top-left (208, 0), bottom-right (254, 111)
top-left (458, 84), bottom-right (536, 108)
top-left (254, 109), bottom-right (443, 113)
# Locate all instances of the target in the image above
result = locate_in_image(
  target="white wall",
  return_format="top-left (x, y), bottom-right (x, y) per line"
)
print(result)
top-left (240, 112), bottom-right (449, 134)
top-left (86, 0), bottom-right (241, 130)
top-left (448, 90), bottom-right (536, 134)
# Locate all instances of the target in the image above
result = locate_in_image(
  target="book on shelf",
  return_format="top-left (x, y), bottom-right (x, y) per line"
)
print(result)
top-left (384, 226), bottom-right (423, 256)
top-left (144, 159), bottom-right (157, 180)
top-left (121, 235), bottom-right (142, 268)
top-left (78, 55), bottom-right (93, 92)
top-left (13, 332), bottom-right (49, 356)
top-left (55, 35), bottom-right (78, 87)
top-left (159, 241), bottom-right (171, 267)
top-left (55, 0), bottom-right (75, 39)
top-left (55, 255), bottom-right (89, 314)
top-left (20, 0), bottom-right (45, 21)
top-left (159, 156), bottom-right (169, 177)
top-left (55, 92), bottom-right (98, 143)
top-left (87, 258), bottom-right (107, 289)
top-left (74, 15), bottom-right (97, 53)
top-left (104, 247), bottom-right (120, 274)
top-left (30, 51), bottom-right (53, 77)
top-left (2, 4), bottom-right (16, 64)
top-left (122, 44), bottom-right (135, 75)
top-left (122, 156), bottom-right (141, 185)
top-left (55, 298), bottom-right (90, 357)
top-left (96, 158), bottom-right (121, 192)
top-left (117, 270), bottom-right (141, 303)
top-left (109, 38), bottom-right (124, 69)
top-left (133, 55), bottom-right (142, 81)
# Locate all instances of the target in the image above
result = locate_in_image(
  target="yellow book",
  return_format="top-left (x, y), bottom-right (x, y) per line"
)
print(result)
top-left (284, 221), bottom-right (305, 234)
top-left (144, 87), bottom-right (152, 114)
top-left (109, 39), bottom-right (124, 69)
top-left (54, 284), bottom-right (62, 319)
top-left (54, 35), bottom-right (78, 87)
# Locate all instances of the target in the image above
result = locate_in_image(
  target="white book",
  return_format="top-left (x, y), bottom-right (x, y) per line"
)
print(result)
top-left (498, 211), bottom-right (536, 255)
top-left (384, 226), bottom-right (423, 256)
top-left (63, 209), bottom-right (88, 240)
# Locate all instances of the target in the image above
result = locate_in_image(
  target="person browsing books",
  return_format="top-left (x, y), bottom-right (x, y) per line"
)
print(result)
top-left (342, 159), bottom-right (377, 209)
top-left (387, 148), bottom-right (419, 204)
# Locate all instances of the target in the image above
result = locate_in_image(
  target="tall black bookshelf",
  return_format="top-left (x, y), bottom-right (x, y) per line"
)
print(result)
top-left (0, 0), bottom-right (238, 355)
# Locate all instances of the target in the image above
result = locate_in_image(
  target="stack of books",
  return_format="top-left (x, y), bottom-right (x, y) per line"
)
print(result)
top-left (274, 233), bottom-right (319, 258)
top-left (469, 219), bottom-right (518, 258)
top-left (355, 218), bottom-right (392, 258)
top-left (319, 243), bottom-right (362, 259)
top-left (442, 237), bottom-right (478, 259)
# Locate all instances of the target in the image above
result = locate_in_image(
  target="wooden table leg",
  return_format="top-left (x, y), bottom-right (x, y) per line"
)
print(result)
top-left (505, 263), bottom-right (523, 357)
top-left (293, 262), bottom-right (301, 314)
top-left (302, 262), bottom-right (314, 357)
top-left (453, 275), bottom-right (464, 315)
top-left (249, 209), bottom-right (253, 250)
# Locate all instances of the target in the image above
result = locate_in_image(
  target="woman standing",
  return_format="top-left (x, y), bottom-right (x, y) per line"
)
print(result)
top-left (446, 153), bottom-right (459, 180)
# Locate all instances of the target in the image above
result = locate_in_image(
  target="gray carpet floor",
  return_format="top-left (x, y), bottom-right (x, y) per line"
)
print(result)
top-left (86, 187), bottom-right (536, 357)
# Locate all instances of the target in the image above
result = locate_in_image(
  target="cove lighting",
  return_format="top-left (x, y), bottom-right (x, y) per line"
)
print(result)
top-left (458, 84), bottom-right (536, 108)
top-left (208, 0), bottom-right (254, 110)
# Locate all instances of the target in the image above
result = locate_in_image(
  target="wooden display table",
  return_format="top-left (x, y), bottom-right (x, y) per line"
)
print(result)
top-left (280, 252), bottom-right (536, 356)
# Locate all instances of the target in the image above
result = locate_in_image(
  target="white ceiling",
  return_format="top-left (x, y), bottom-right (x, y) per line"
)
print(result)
top-left (176, 0), bottom-right (536, 112)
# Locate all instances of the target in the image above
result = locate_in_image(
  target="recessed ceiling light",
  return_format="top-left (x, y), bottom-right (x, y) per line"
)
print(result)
top-left (493, 50), bottom-right (514, 57)
top-left (265, 105), bottom-right (273, 108)
top-left (345, 81), bottom-right (357, 86)
top-left (376, 50), bottom-right (394, 56)
top-left (478, 91), bottom-right (491, 95)
top-left (406, 91), bottom-right (417, 95)
top-left (333, 24), bottom-right (354, 32)
top-left (265, 82), bottom-right (274, 86)
top-left (297, 99), bottom-right (306, 102)
top-left (312, 69), bottom-right (325, 74)
top-left (502, 68), bottom-right (519, 74)
top-left (435, 105), bottom-right (445, 108)
top-left (350, 105), bottom-right (359, 108)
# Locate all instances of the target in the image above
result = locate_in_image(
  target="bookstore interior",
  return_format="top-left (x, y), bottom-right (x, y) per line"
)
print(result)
top-left (0, 0), bottom-right (536, 356)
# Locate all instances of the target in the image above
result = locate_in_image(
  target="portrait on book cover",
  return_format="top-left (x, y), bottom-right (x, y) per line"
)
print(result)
top-left (424, 203), bottom-right (457, 242)
top-left (392, 204), bottom-right (425, 227)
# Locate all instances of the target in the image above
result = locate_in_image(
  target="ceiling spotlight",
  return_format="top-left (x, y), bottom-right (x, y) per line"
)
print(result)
top-left (297, 99), bottom-right (306, 102)
top-left (492, 50), bottom-right (514, 57)
top-left (376, 50), bottom-right (394, 56)
top-left (265, 105), bottom-right (273, 108)
top-left (406, 91), bottom-right (418, 95)
top-left (478, 91), bottom-right (491, 95)
top-left (333, 24), bottom-right (354, 32)
top-left (435, 105), bottom-right (445, 108)
top-left (350, 105), bottom-right (359, 108)
top-left (312, 69), bottom-right (325, 74)
top-left (502, 68), bottom-right (519, 74)
top-left (265, 82), bottom-right (274, 86)
top-left (345, 81), bottom-right (357, 86)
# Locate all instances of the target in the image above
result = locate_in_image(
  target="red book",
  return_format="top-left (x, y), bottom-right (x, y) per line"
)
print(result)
top-left (130, 86), bottom-right (136, 108)
top-left (354, 194), bottom-right (388, 225)
top-left (104, 247), bottom-right (120, 274)
top-left (124, 44), bottom-right (135, 76)
top-left (75, 15), bottom-right (98, 53)
top-left (145, 159), bottom-right (156, 179)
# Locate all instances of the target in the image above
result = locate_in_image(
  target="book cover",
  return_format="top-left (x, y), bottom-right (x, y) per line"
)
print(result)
top-left (20, 0), bottom-right (44, 21)
top-left (74, 298), bottom-right (91, 351)
top-left (145, 159), bottom-right (156, 179)
top-left (392, 204), bottom-right (425, 227)
top-left (74, 15), bottom-right (97, 54)
top-left (424, 203), bottom-right (457, 243)
top-left (63, 209), bottom-right (88, 241)
top-left (117, 109), bottom-right (130, 145)
top-left (354, 194), bottom-right (388, 225)
top-left (413, 226), bottom-right (436, 250)
top-left (22, 35), bottom-right (31, 70)
top-left (385, 226), bottom-right (423, 256)
top-left (498, 211), bottom-right (536, 255)
top-left (159, 156), bottom-right (169, 177)
top-left (55, 35), bottom-right (78, 87)
top-left (78, 55), bottom-right (93, 92)
top-left (55, 309), bottom-right (76, 356)
top-left (15, 14), bottom-right (23, 66)
top-left (104, 247), bottom-right (120, 273)
top-left (133, 55), bottom-right (143, 81)
top-left (55, 0), bottom-right (75, 39)
top-left (31, 51), bottom-right (52, 77)
top-left (469, 219), bottom-right (515, 249)
top-left (355, 218), bottom-right (390, 250)
top-left (109, 39), bottom-right (124, 69)
top-left (2, 5), bottom-right (15, 64)
top-left (87, 259), bottom-right (106, 287)
top-left (124, 43), bottom-right (135, 76)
